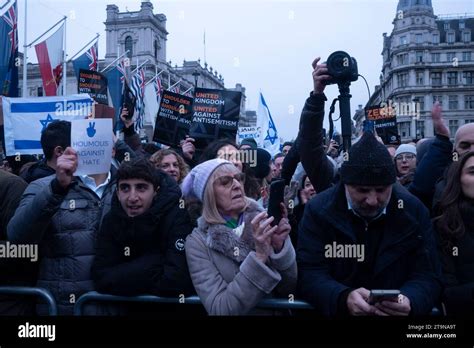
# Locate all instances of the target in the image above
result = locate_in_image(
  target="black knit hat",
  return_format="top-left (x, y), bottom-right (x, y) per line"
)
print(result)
top-left (240, 138), bottom-right (258, 149)
top-left (340, 132), bottom-right (396, 186)
top-left (251, 148), bottom-right (272, 179)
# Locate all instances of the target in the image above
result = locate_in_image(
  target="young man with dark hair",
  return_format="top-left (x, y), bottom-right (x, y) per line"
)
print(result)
top-left (281, 141), bottom-right (293, 156)
top-left (20, 120), bottom-right (71, 183)
top-left (92, 158), bottom-right (194, 298)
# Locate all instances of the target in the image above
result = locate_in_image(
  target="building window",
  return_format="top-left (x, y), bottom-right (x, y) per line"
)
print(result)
top-left (465, 119), bottom-right (474, 124)
top-left (416, 51), bottom-right (424, 62)
top-left (447, 72), bottom-right (458, 86)
top-left (125, 36), bottom-right (133, 58)
top-left (447, 52), bottom-right (456, 63)
top-left (399, 122), bottom-right (411, 138)
top-left (464, 71), bottom-right (474, 85)
top-left (400, 36), bottom-right (407, 45)
top-left (432, 53), bottom-right (441, 62)
top-left (154, 40), bottom-right (158, 59)
top-left (432, 33), bottom-right (439, 44)
top-left (415, 34), bottom-right (423, 44)
top-left (449, 120), bottom-right (459, 135)
top-left (449, 95), bottom-right (458, 110)
top-left (397, 54), bottom-right (408, 65)
top-left (463, 32), bottom-right (471, 42)
top-left (416, 71), bottom-right (424, 85)
top-left (447, 32), bottom-right (455, 43)
top-left (431, 72), bottom-right (442, 86)
top-left (397, 73), bottom-right (408, 87)
top-left (416, 120), bottom-right (425, 139)
top-left (459, 21), bottom-right (465, 30)
top-left (444, 22), bottom-right (450, 30)
top-left (462, 52), bottom-right (472, 61)
top-left (433, 95), bottom-right (443, 105)
top-left (465, 95), bottom-right (474, 110)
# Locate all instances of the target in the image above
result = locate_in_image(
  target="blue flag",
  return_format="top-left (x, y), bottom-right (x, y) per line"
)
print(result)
top-left (0, 0), bottom-right (19, 97)
top-left (105, 59), bottom-right (126, 131)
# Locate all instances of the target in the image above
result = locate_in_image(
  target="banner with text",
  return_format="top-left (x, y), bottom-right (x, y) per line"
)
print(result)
top-left (152, 90), bottom-right (193, 147)
top-left (189, 88), bottom-right (242, 149)
top-left (366, 105), bottom-right (400, 145)
top-left (78, 69), bottom-right (108, 105)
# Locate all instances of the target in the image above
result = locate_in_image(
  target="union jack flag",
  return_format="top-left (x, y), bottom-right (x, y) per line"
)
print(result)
top-left (2, 0), bottom-right (18, 54)
top-left (172, 85), bottom-right (180, 94)
top-left (154, 75), bottom-right (163, 102)
top-left (130, 68), bottom-right (146, 131)
top-left (86, 42), bottom-right (98, 71)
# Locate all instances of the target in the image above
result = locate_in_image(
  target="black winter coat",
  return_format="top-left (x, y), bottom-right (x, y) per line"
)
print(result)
top-left (92, 170), bottom-right (194, 297)
top-left (297, 182), bottom-right (442, 316)
top-left (436, 200), bottom-right (474, 315)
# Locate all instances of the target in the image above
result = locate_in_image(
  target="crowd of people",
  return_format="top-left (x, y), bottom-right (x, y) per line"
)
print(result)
top-left (0, 56), bottom-right (473, 316)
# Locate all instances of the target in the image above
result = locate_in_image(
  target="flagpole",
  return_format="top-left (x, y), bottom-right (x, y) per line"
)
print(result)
top-left (131, 58), bottom-right (149, 74)
top-left (100, 50), bottom-right (129, 73)
top-left (27, 16), bottom-right (66, 47)
top-left (183, 87), bottom-right (193, 94)
top-left (67, 33), bottom-right (99, 62)
top-left (169, 79), bottom-right (181, 90)
top-left (22, 0), bottom-right (27, 97)
top-left (145, 70), bottom-right (164, 86)
top-left (62, 17), bottom-right (67, 96)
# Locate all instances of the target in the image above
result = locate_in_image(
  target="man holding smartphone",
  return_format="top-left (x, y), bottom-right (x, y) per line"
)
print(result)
top-left (296, 92), bottom-right (442, 316)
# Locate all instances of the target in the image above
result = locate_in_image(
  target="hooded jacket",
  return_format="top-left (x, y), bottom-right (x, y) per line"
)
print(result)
top-left (92, 170), bottom-right (194, 297)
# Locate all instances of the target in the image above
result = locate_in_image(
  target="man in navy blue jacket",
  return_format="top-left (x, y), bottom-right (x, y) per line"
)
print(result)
top-left (297, 131), bottom-right (442, 316)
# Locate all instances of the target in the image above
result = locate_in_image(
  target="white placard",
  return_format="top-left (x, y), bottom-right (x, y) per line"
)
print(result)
top-left (71, 119), bottom-right (113, 176)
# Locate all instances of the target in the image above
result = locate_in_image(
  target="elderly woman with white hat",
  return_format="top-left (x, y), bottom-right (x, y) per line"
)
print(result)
top-left (394, 144), bottom-right (417, 187)
top-left (182, 158), bottom-right (297, 315)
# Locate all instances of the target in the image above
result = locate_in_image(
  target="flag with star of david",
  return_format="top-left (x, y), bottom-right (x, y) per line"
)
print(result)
top-left (2, 94), bottom-right (93, 155)
top-left (257, 92), bottom-right (280, 156)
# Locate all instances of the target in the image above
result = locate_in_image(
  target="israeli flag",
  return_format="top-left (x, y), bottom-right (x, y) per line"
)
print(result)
top-left (257, 92), bottom-right (280, 156)
top-left (2, 94), bottom-right (93, 155)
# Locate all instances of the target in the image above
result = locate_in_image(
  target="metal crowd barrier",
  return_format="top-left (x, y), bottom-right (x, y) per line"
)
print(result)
top-left (73, 291), bottom-right (314, 315)
top-left (0, 286), bottom-right (58, 316)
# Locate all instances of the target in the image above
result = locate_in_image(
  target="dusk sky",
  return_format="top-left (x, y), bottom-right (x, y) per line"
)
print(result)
top-left (8, 0), bottom-right (474, 140)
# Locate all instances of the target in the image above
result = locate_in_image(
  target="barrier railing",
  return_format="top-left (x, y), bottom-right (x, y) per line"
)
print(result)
top-left (73, 291), bottom-right (313, 315)
top-left (0, 286), bottom-right (58, 316)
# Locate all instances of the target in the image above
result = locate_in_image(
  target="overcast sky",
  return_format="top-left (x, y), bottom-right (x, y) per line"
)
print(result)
top-left (7, 0), bottom-right (474, 141)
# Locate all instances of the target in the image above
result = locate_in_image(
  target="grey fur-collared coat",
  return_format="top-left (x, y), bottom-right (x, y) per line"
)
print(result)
top-left (185, 199), bottom-right (297, 315)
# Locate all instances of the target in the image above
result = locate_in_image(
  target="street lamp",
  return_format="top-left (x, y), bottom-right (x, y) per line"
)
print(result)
top-left (192, 69), bottom-right (200, 89)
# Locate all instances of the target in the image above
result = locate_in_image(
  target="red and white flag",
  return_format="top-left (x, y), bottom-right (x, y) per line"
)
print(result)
top-left (34, 23), bottom-right (64, 96)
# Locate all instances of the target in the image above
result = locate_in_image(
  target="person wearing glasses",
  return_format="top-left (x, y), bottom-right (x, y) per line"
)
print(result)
top-left (394, 144), bottom-right (417, 187)
top-left (182, 158), bottom-right (297, 315)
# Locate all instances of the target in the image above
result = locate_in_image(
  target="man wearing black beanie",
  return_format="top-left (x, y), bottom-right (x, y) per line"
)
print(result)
top-left (297, 131), bottom-right (442, 317)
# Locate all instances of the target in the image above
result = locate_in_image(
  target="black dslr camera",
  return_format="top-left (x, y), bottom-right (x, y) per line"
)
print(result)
top-left (324, 51), bottom-right (358, 85)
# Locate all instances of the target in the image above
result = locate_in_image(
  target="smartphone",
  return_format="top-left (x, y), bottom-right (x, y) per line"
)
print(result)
top-left (368, 289), bottom-right (401, 305)
top-left (267, 179), bottom-right (286, 226)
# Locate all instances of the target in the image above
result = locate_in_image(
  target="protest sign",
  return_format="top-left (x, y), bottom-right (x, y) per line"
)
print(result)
top-left (78, 69), bottom-right (108, 105)
top-left (237, 126), bottom-right (261, 144)
top-left (2, 94), bottom-right (93, 155)
top-left (366, 105), bottom-right (400, 145)
top-left (153, 90), bottom-right (193, 147)
top-left (71, 118), bottom-right (113, 176)
top-left (189, 88), bottom-right (242, 149)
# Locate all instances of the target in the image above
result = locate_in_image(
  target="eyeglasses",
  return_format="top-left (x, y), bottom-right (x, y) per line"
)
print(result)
top-left (395, 154), bottom-right (416, 161)
top-left (215, 173), bottom-right (245, 188)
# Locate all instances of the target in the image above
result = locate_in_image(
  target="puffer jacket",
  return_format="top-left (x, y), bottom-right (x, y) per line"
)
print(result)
top-left (92, 170), bottom-right (194, 297)
top-left (7, 173), bottom-right (115, 315)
